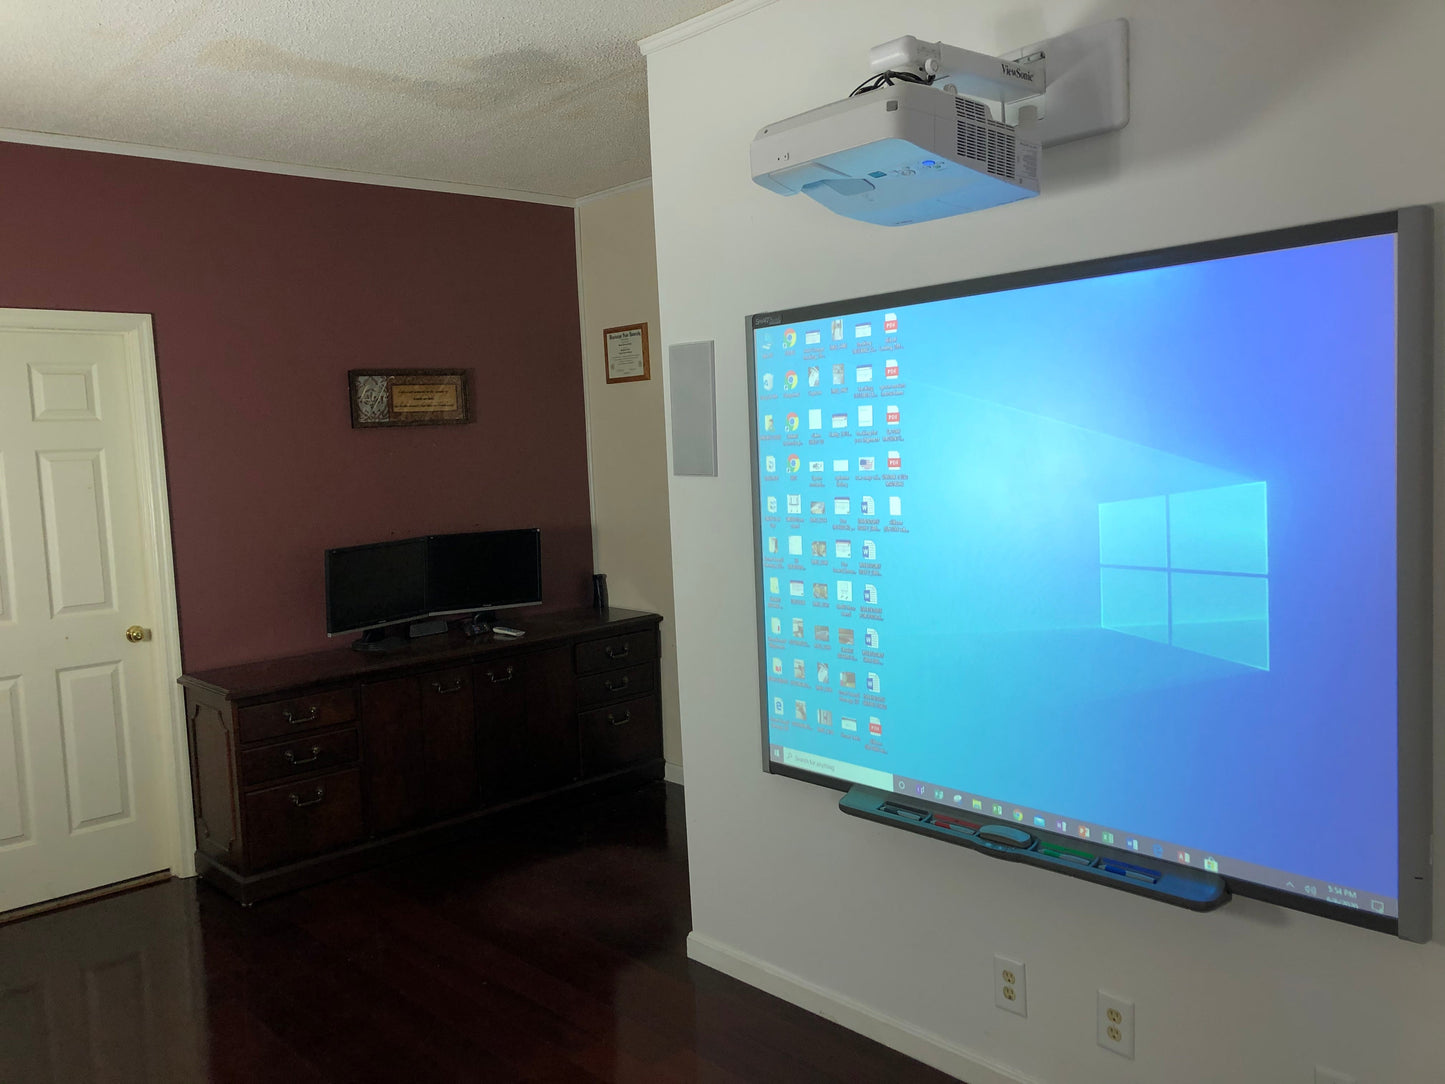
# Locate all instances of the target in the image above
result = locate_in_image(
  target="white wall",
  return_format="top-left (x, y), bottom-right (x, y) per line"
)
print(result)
top-left (646, 2), bottom-right (1445, 1081)
top-left (577, 183), bottom-right (684, 770)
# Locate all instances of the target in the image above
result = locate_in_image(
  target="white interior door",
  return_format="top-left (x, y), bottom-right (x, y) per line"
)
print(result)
top-left (0, 313), bottom-right (180, 913)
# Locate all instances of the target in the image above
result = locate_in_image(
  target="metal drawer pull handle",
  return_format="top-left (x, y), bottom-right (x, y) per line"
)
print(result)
top-left (605, 644), bottom-right (630, 659)
top-left (489, 666), bottom-right (515, 683)
top-left (284, 745), bottom-right (323, 766)
top-left (431, 680), bottom-right (465, 694)
top-left (290, 786), bottom-right (326, 808)
top-left (607, 711), bottom-right (632, 727)
top-left (603, 676), bottom-right (630, 692)
top-left (283, 706), bottom-right (319, 725)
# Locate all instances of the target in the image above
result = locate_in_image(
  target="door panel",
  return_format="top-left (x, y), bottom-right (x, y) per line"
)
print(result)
top-left (0, 319), bottom-right (172, 914)
top-left (56, 662), bottom-right (132, 830)
top-left (360, 676), bottom-right (425, 836)
top-left (520, 647), bottom-right (580, 791)
top-left (419, 666), bottom-right (476, 819)
top-left (477, 647), bottom-right (578, 801)
top-left (28, 361), bottom-right (100, 422)
top-left (0, 455), bottom-right (13, 622)
top-left (0, 677), bottom-right (29, 847)
top-left (473, 654), bottom-right (528, 802)
top-left (37, 450), bottom-right (115, 616)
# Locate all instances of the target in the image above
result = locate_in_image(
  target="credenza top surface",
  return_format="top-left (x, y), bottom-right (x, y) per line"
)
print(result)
top-left (180, 607), bottom-right (662, 703)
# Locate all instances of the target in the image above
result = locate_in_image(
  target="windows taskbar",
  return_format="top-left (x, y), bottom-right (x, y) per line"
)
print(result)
top-left (765, 745), bottom-right (1397, 920)
top-left (888, 771), bottom-right (1398, 920)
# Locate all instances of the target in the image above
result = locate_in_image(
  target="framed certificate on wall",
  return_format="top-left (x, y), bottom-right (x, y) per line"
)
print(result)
top-left (604, 323), bottom-right (651, 384)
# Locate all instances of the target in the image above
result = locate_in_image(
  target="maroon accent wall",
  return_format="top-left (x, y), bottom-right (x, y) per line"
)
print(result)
top-left (0, 142), bottom-right (592, 671)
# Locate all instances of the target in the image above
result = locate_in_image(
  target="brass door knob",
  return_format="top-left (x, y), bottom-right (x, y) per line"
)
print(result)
top-left (125, 625), bottom-right (149, 643)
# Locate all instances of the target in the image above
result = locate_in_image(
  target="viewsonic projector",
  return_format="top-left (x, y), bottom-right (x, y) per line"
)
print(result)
top-left (749, 21), bottom-right (1129, 226)
top-left (750, 83), bottom-right (1039, 227)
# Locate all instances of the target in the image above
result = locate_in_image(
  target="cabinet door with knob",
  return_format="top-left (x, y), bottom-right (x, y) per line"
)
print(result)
top-left (475, 647), bottom-right (577, 801)
top-left (360, 676), bottom-right (426, 835)
top-left (362, 667), bottom-right (479, 834)
top-left (420, 666), bottom-right (476, 820)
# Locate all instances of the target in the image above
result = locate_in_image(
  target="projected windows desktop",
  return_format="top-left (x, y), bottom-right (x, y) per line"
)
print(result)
top-left (753, 232), bottom-right (1400, 917)
top-left (1100, 482), bottom-right (1269, 670)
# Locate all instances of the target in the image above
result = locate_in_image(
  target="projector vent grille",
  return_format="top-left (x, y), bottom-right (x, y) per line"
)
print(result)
top-left (955, 97), bottom-right (989, 122)
top-left (987, 128), bottom-right (1017, 179)
top-left (955, 97), bottom-right (1019, 181)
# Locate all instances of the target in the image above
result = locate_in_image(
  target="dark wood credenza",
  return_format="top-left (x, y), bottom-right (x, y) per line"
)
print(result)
top-left (180, 607), bottom-right (664, 903)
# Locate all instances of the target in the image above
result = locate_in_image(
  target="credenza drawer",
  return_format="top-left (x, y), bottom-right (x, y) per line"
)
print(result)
top-left (237, 687), bottom-right (358, 744)
top-left (579, 695), bottom-right (662, 776)
top-left (243, 768), bottom-right (364, 871)
top-left (576, 662), bottom-right (654, 708)
top-left (574, 630), bottom-right (657, 675)
top-left (239, 728), bottom-right (360, 788)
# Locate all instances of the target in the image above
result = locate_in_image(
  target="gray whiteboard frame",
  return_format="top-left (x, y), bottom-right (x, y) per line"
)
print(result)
top-left (746, 207), bottom-right (1434, 941)
top-left (1394, 205), bottom-right (1434, 943)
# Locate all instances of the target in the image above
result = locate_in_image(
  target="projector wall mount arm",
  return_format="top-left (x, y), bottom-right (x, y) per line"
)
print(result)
top-left (868, 35), bottom-right (1046, 103)
top-left (866, 19), bottom-right (1130, 148)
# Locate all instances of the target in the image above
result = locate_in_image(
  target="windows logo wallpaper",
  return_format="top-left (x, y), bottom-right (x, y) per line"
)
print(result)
top-left (757, 232), bottom-right (1400, 897)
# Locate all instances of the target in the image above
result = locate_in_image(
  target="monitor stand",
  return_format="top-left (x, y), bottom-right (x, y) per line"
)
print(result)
top-left (352, 625), bottom-right (409, 653)
top-left (352, 617), bottom-right (456, 652)
top-left (461, 610), bottom-right (498, 637)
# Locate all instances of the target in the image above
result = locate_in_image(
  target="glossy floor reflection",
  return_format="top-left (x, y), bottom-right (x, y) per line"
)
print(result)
top-left (0, 783), bottom-right (957, 1082)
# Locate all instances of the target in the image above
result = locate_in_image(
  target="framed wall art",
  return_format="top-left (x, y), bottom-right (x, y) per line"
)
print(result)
top-left (349, 369), bottom-right (471, 428)
top-left (603, 323), bottom-right (651, 384)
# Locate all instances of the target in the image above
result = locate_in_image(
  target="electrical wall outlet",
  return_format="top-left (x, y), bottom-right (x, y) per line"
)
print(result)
top-left (1097, 990), bottom-right (1134, 1059)
top-left (1314, 1068), bottom-right (1357, 1084)
top-left (994, 955), bottom-right (1027, 1017)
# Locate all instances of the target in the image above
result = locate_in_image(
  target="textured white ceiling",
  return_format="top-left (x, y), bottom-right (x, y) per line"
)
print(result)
top-left (0, 0), bottom-right (731, 199)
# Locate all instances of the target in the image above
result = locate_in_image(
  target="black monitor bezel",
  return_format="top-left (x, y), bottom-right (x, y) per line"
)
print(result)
top-left (745, 208), bottom-right (1433, 940)
top-left (323, 527), bottom-right (544, 636)
top-left (322, 537), bottom-right (430, 636)
top-left (424, 528), bottom-right (543, 617)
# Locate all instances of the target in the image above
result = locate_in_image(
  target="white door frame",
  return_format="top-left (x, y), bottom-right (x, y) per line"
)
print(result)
top-left (0, 308), bottom-right (194, 880)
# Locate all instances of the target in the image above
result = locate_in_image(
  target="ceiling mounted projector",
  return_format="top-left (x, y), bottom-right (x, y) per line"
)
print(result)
top-left (750, 20), bottom-right (1129, 227)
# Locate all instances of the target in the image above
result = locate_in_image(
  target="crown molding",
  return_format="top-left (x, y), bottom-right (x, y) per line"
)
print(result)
top-left (638, 0), bottom-right (782, 56)
top-left (575, 177), bottom-right (653, 206)
top-left (0, 127), bottom-right (577, 208)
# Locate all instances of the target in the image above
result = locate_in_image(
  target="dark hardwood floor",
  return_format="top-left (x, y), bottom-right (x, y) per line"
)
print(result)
top-left (0, 782), bottom-right (957, 1083)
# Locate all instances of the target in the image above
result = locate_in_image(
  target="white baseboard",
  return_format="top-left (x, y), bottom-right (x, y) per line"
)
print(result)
top-left (664, 761), bottom-right (685, 786)
top-left (685, 932), bottom-right (1039, 1084)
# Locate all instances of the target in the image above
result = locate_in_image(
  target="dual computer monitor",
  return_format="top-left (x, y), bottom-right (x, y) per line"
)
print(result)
top-left (325, 528), bottom-right (541, 637)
